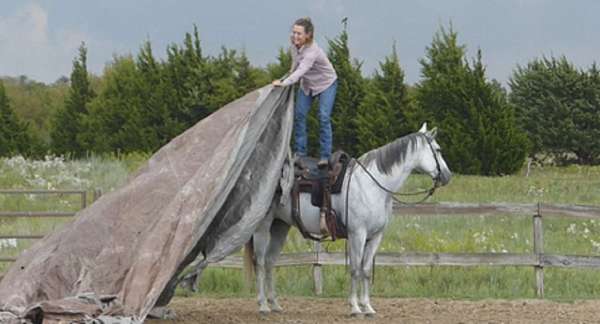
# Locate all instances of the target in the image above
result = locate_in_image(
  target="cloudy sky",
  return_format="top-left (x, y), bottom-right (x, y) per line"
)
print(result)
top-left (0, 1), bottom-right (598, 85)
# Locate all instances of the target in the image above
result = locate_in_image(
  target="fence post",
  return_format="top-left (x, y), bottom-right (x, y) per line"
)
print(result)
top-left (92, 188), bottom-right (102, 202)
top-left (313, 241), bottom-right (323, 295)
top-left (81, 191), bottom-right (87, 209)
top-left (533, 202), bottom-right (544, 298)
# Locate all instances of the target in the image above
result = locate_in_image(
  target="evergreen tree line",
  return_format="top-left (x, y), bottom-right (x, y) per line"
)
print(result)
top-left (2, 24), bottom-right (599, 175)
top-left (51, 26), bottom-right (269, 157)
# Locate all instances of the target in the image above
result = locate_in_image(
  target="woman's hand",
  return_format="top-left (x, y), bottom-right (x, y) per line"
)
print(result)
top-left (272, 79), bottom-right (283, 87)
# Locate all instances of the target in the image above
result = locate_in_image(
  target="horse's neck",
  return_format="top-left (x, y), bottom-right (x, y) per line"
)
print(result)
top-left (356, 148), bottom-right (418, 195)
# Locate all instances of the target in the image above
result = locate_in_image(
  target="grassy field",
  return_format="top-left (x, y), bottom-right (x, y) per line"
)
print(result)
top-left (2, 154), bottom-right (600, 300)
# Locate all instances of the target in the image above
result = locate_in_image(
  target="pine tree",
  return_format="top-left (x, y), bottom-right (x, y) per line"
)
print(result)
top-left (326, 23), bottom-right (365, 157)
top-left (466, 51), bottom-right (529, 174)
top-left (203, 47), bottom-right (241, 109)
top-left (0, 81), bottom-right (32, 157)
top-left (79, 44), bottom-right (173, 155)
top-left (510, 57), bottom-right (600, 165)
top-left (82, 56), bottom-right (147, 154)
top-left (136, 40), bottom-right (178, 149)
top-left (234, 51), bottom-right (261, 94)
top-left (417, 25), bottom-right (528, 175)
top-left (267, 47), bottom-right (292, 80)
top-left (162, 25), bottom-right (212, 130)
top-left (50, 43), bottom-right (95, 158)
top-left (355, 45), bottom-right (411, 155)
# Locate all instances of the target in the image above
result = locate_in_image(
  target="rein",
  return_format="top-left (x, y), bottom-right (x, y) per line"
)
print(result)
top-left (353, 159), bottom-right (437, 205)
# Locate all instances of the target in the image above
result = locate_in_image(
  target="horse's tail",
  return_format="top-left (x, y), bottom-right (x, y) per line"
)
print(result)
top-left (243, 237), bottom-right (255, 286)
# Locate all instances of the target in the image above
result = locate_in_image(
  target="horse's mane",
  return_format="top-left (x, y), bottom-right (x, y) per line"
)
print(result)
top-left (359, 133), bottom-right (426, 175)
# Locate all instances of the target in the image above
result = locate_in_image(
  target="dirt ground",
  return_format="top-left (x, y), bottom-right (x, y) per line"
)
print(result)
top-left (147, 297), bottom-right (600, 324)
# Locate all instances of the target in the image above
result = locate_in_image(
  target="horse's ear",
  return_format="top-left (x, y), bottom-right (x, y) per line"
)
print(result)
top-left (418, 122), bottom-right (427, 133)
top-left (428, 127), bottom-right (438, 138)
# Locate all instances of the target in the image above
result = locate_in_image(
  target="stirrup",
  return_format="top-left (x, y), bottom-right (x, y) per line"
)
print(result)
top-left (317, 159), bottom-right (329, 169)
top-left (319, 210), bottom-right (330, 236)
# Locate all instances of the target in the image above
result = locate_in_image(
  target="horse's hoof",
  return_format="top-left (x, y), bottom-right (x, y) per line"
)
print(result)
top-left (365, 312), bottom-right (376, 318)
top-left (269, 300), bottom-right (284, 313)
top-left (178, 278), bottom-right (194, 292)
top-left (362, 306), bottom-right (376, 317)
top-left (147, 306), bottom-right (176, 320)
top-left (350, 311), bottom-right (362, 318)
top-left (258, 305), bottom-right (271, 316)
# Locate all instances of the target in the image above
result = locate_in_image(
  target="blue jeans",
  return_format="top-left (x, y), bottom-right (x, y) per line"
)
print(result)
top-left (294, 80), bottom-right (338, 160)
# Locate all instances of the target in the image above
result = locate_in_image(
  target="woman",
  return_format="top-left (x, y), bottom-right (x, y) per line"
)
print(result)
top-left (273, 17), bottom-right (338, 167)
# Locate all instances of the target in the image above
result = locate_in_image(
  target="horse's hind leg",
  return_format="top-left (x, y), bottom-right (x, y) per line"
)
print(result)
top-left (360, 231), bottom-right (383, 316)
top-left (265, 219), bottom-right (290, 312)
top-left (253, 218), bottom-right (272, 314)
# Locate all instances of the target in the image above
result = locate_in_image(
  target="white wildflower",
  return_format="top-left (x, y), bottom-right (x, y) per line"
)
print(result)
top-left (0, 239), bottom-right (17, 249)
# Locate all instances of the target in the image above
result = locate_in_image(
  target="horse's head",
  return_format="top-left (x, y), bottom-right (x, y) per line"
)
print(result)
top-left (415, 123), bottom-right (452, 187)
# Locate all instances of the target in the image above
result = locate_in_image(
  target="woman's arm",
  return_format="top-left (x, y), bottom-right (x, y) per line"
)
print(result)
top-left (280, 51), bottom-right (317, 86)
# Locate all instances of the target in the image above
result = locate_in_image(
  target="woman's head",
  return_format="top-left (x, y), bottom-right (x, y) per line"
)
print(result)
top-left (291, 17), bottom-right (314, 47)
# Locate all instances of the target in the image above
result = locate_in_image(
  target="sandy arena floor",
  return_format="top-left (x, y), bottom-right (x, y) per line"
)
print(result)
top-left (147, 296), bottom-right (600, 323)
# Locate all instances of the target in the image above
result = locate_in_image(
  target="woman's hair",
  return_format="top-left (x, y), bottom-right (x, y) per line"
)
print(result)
top-left (294, 17), bottom-right (314, 43)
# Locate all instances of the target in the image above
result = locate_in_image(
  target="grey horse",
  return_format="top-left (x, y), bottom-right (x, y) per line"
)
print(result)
top-left (244, 123), bottom-right (452, 316)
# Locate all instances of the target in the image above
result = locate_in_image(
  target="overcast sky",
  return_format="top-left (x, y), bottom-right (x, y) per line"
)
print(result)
top-left (1, 1), bottom-right (598, 85)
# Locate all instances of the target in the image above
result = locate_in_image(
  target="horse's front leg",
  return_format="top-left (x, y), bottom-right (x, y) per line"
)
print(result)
top-left (253, 225), bottom-right (271, 314)
top-left (360, 231), bottom-right (384, 316)
top-left (348, 230), bottom-right (367, 316)
top-left (265, 219), bottom-right (290, 312)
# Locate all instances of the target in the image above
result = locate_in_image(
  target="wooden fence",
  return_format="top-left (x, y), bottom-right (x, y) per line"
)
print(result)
top-left (0, 189), bottom-right (102, 263)
top-left (208, 202), bottom-right (600, 298)
top-left (2, 189), bottom-right (600, 298)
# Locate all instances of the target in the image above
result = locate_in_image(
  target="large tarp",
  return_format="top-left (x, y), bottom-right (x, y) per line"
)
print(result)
top-left (0, 85), bottom-right (294, 323)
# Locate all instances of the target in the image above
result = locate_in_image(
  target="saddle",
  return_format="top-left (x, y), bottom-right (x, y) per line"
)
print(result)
top-left (291, 150), bottom-right (351, 241)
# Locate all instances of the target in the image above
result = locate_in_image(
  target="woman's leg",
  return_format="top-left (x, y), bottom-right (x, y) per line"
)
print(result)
top-left (294, 88), bottom-right (313, 157)
top-left (317, 80), bottom-right (338, 161)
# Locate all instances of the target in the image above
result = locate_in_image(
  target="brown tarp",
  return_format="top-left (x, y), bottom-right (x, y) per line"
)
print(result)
top-left (0, 85), bottom-right (294, 323)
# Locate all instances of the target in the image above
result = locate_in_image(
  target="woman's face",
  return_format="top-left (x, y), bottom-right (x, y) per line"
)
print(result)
top-left (291, 24), bottom-right (310, 47)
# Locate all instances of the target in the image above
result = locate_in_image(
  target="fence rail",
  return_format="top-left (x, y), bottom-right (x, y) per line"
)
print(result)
top-left (2, 189), bottom-right (600, 298)
top-left (0, 211), bottom-right (77, 218)
top-left (393, 202), bottom-right (600, 218)
top-left (0, 189), bottom-right (100, 267)
top-left (210, 252), bottom-right (600, 269)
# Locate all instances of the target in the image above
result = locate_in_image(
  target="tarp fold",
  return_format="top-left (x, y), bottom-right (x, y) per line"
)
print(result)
top-left (0, 85), bottom-right (294, 323)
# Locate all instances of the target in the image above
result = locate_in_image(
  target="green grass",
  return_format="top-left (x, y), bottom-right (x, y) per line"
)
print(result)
top-left (192, 213), bottom-right (600, 300)
top-left (0, 152), bottom-right (150, 273)
top-left (2, 154), bottom-right (600, 300)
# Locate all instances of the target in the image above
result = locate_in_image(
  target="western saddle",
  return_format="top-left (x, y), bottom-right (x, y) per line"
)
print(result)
top-left (291, 150), bottom-right (351, 241)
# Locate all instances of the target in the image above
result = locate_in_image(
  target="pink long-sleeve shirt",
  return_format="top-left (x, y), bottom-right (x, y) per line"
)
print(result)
top-left (281, 42), bottom-right (338, 96)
